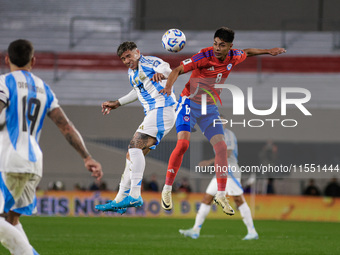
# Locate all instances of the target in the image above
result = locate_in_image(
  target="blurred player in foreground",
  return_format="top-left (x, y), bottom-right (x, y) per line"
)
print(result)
top-left (0, 39), bottom-right (103, 255)
top-left (159, 27), bottom-right (286, 215)
top-left (95, 42), bottom-right (176, 213)
top-left (179, 127), bottom-right (258, 240)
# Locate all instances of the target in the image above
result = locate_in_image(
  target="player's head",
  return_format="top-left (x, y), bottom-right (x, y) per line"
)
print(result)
top-left (213, 27), bottom-right (234, 61)
top-left (117, 41), bottom-right (140, 70)
top-left (214, 27), bottom-right (235, 43)
top-left (7, 39), bottom-right (35, 68)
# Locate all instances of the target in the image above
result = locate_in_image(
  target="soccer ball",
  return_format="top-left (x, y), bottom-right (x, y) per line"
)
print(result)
top-left (162, 29), bottom-right (186, 53)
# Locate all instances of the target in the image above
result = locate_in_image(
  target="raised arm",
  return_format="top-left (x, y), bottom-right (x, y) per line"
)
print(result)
top-left (48, 107), bottom-right (103, 180)
top-left (159, 64), bottom-right (184, 96)
top-left (243, 47), bottom-right (286, 57)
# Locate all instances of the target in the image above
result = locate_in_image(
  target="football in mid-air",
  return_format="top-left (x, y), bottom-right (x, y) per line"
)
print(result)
top-left (162, 29), bottom-right (186, 53)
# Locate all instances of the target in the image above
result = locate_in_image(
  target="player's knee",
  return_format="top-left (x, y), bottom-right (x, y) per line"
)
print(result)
top-left (128, 139), bottom-right (143, 149)
top-left (202, 194), bottom-right (214, 205)
top-left (6, 211), bottom-right (20, 225)
top-left (176, 139), bottom-right (190, 154)
top-left (233, 196), bottom-right (245, 207)
top-left (128, 141), bottom-right (137, 149)
top-left (129, 132), bottom-right (151, 149)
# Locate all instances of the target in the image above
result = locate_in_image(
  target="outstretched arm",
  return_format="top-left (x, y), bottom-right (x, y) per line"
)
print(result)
top-left (243, 47), bottom-right (286, 57)
top-left (102, 89), bottom-right (138, 115)
top-left (102, 100), bottom-right (121, 115)
top-left (159, 65), bottom-right (184, 96)
top-left (48, 107), bottom-right (103, 180)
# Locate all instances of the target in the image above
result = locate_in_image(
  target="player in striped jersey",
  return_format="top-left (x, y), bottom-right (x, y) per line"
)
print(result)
top-left (0, 39), bottom-right (103, 255)
top-left (95, 42), bottom-right (176, 213)
top-left (159, 27), bottom-right (286, 215)
top-left (179, 127), bottom-right (258, 240)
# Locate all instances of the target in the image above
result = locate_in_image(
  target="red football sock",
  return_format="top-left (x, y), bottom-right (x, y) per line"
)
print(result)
top-left (213, 140), bottom-right (228, 191)
top-left (165, 139), bottom-right (190, 186)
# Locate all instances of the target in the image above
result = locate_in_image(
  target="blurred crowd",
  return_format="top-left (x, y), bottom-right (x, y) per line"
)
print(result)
top-left (46, 176), bottom-right (340, 198)
top-left (303, 178), bottom-right (340, 197)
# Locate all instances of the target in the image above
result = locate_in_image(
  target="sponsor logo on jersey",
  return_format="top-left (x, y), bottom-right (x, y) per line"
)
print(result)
top-left (207, 66), bottom-right (215, 71)
top-left (227, 64), bottom-right (233, 70)
top-left (183, 59), bottom-right (192, 65)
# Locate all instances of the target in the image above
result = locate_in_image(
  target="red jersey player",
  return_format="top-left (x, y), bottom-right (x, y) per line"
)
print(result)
top-left (159, 27), bottom-right (286, 215)
top-left (180, 47), bottom-right (246, 104)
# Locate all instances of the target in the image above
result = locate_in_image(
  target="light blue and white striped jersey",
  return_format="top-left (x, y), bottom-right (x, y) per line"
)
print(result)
top-left (128, 55), bottom-right (176, 114)
top-left (224, 128), bottom-right (238, 164)
top-left (0, 70), bottom-right (59, 177)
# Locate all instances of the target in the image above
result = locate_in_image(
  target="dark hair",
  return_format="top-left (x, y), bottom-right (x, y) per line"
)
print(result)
top-left (214, 27), bottom-right (235, 43)
top-left (8, 39), bottom-right (34, 67)
top-left (117, 41), bottom-right (137, 57)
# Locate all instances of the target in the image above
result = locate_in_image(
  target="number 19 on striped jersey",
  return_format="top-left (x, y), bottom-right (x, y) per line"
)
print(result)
top-left (22, 96), bottom-right (41, 135)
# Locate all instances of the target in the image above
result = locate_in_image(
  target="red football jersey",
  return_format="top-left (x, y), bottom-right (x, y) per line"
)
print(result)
top-left (180, 47), bottom-right (247, 104)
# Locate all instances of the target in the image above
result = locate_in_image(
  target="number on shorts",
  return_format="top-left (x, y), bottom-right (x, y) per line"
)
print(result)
top-left (185, 104), bottom-right (190, 115)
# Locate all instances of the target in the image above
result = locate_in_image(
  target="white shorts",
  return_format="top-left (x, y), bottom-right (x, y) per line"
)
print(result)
top-left (206, 163), bottom-right (243, 196)
top-left (0, 172), bottom-right (41, 215)
top-left (136, 105), bottom-right (176, 146)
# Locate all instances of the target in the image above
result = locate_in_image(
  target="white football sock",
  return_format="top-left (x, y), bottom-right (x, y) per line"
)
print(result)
top-left (0, 217), bottom-right (33, 255)
top-left (216, 190), bottom-right (226, 197)
top-left (115, 158), bottom-right (132, 202)
top-left (128, 148), bottom-right (145, 199)
top-left (162, 184), bottom-right (172, 192)
top-left (193, 203), bottom-right (211, 231)
top-left (239, 202), bottom-right (257, 234)
top-left (14, 223), bottom-right (39, 255)
top-left (14, 222), bottom-right (29, 243)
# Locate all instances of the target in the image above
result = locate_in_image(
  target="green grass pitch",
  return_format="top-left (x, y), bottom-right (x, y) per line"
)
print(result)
top-left (0, 217), bottom-right (339, 255)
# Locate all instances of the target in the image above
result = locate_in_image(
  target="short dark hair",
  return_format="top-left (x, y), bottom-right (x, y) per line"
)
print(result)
top-left (117, 41), bottom-right (137, 57)
top-left (8, 39), bottom-right (34, 67)
top-left (214, 27), bottom-right (235, 43)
